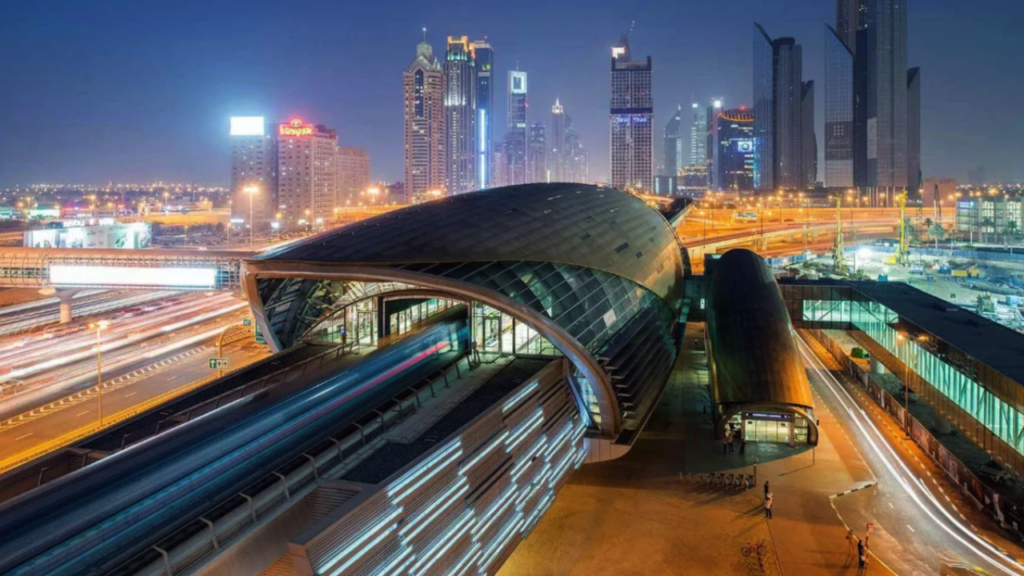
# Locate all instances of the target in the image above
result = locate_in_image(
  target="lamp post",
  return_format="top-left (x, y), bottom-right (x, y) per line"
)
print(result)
top-left (90, 320), bottom-right (110, 426)
top-left (244, 185), bottom-right (258, 246)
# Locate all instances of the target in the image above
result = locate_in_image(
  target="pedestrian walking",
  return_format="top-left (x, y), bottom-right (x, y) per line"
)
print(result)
top-left (763, 480), bottom-right (769, 499)
top-left (726, 431), bottom-right (734, 453)
top-left (857, 539), bottom-right (866, 568)
top-left (740, 436), bottom-right (746, 454)
top-left (764, 493), bottom-right (773, 519)
top-left (722, 435), bottom-right (728, 455)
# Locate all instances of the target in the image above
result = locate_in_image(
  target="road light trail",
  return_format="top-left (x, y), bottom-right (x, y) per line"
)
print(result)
top-left (796, 334), bottom-right (1024, 575)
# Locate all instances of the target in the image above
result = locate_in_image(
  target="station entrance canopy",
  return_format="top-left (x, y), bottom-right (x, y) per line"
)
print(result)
top-left (243, 183), bottom-right (687, 442)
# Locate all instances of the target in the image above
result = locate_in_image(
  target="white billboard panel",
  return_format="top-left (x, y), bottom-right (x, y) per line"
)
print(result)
top-left (230, 116), bottom-right (265, 136)
top-left (50, 265), bottom-right (218, 288)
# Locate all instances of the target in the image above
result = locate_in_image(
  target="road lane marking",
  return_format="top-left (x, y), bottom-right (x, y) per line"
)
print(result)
top-left (907, 525), bottom-right (916, 533)
top-left (75, 410), bottom-right (90, 417)
top-left (15, 433), bottom-right (32, 441)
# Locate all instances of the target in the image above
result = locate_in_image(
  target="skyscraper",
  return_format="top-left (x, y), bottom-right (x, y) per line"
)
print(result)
top-left (610, 35), bottom-right (653, 192)
top-left (824, 24), bottom-right (854, 190)
top-left (550, 99), bottom-right (567, 182)
top-left (445, 36), bottom-right (477, 195)
top-left (801, 81), bottom-right (817, 187)
top-left (689, 102), bottom-right (707, 168)
top-left (276, 118), bottom-right (338, 224)
top-left (864, 0), bottom-right (908, 193)
top-left (827, 0), bottom-right (917, 204)
top-left (663, 106), bottom-right (685, 178)
top-left (528, 122), bottom-right (547, 183)
top-left (712, 108), bottom-right (755, 192)
top-left (705, 98), bottom-right (723, 186)
top-left (229, 117), bottom-right (277, 228)
top-left (404, 34), bottom-right (445, 203)
top-left (753, 24), bottom-right (812, 192)
top-left (337, 146), bottom-right (371, 206)
top-left (507, 69), bottom-right (528, 186)
top-left (907, 67), bottom-right (921, 194)
top-left (471, 39), bottom-right (494, 189)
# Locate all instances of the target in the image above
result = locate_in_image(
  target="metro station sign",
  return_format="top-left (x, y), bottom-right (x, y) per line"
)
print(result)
top-left (278, 118), bottom-right (313, 137)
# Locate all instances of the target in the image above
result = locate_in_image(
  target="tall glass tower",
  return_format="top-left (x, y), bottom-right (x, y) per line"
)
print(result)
top-left (753, 24), bottom-right (809, 192)
top-left (445, 36), bottom-right (477, 195)
top-left (824, 24), bottom-right (854, 190)
top-left (689, 102), bottom-right (706, 168)
top-left (507, 69), bottom-right (528, 186)
top-left (662, 106), bottom-right (685, 178)
top-left (471, 39), bottom-right (494, 189)
top-left (404, 34), bottom-right (446, 202)
top-left (610, 35), bottom-right (653, 191)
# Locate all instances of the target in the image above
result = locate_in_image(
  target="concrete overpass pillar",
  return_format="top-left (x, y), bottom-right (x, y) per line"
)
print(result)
top-left (58, 290), bottom-right (79, 324)
top-left (869, 356), bottom-right (886, 375)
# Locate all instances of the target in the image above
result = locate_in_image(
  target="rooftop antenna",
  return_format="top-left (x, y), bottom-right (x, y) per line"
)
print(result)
top-left (422, 27), bottom-right (427, 42)
top-left (628, 20), bottom-right (636, 39)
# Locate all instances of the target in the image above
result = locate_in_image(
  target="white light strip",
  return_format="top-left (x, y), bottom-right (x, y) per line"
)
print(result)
top-left (473, 484), bottom-right (519, 538)
top-left (448, 542), bottom-right (482, 576)
top-left (411, 510), bottom-right (476, 576)
top-left (510, 437), bottom-right (548, 482)
top-left (387, 440), bottom-right (462, 498)
top-left (543, 422), bottom-right (574, 460)
top-left (502, 382), bottom-right (539, 413)
top-left (322, 508), bottom-right (402, 576)
top-left (505, 410), bottom-right (544, 453)
top-left (390, 448), bottom-right (464, 505)
top-left (478, 515), bottom-right (525, 571)
top-left (50, 265), bottom-right (218, 288)
top-left (797, 337), bottom-right (1023, 576)
top-left (459, 431), bottom-right (509, 474)
top-left (401, 481), bottom-right (469, 542)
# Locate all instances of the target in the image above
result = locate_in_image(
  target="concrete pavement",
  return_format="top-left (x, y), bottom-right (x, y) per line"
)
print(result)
top-left (501, 323), bottom-right (891, 576)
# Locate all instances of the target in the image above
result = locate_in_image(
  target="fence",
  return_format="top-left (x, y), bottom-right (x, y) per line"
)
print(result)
top-left (806, 328), bottom-right (1024, 540)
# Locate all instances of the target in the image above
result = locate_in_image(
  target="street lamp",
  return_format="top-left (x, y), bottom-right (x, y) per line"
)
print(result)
top-left (89, 320), bottom-right (111, 426)
top-left (244, 185), bottom-right (259, 246)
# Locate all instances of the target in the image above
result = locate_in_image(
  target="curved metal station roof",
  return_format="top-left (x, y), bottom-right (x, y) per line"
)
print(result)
top-left (245, 183), bottom-right (686, 440)
top-left (706, 249), bottom-right (814, 410)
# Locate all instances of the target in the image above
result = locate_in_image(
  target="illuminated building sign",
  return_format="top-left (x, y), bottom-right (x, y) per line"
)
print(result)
top-left (510, 71), bottom-right (527, 94)
top-left (743, 412), bottom-right (792, 421)
top-left (612, 46), bottom-right (626, 59)
top-left (278, 118), bottom-right (314, 137)
top-left (736, 140), bottom-right (754, 153)
top-left (230, 116), bottom-right (265, 136)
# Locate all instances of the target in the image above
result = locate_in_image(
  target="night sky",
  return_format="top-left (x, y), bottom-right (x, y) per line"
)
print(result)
top-left (1, 0), bottom-right (1022, 187)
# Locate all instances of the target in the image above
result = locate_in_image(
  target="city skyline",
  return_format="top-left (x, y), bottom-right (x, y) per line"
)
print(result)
top-left (1, 0), bottom-right (1023, 186)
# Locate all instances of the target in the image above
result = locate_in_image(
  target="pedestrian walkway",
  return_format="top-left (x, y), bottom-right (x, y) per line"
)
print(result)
top-left (500, 323), bottom-right (893, 575)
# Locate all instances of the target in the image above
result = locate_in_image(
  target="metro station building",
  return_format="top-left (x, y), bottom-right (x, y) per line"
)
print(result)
top-left (245, 183), bottom-right (688, 455)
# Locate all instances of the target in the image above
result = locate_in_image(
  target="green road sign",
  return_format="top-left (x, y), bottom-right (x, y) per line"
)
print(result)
top-left (208, 358), bottom-right (229, 369)
top-left (243, 318), bottom-right (252, 327)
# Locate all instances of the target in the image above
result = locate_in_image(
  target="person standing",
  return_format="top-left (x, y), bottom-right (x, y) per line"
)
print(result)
top-left (722, 435), bottom-right (729, 455)
top-left (739, 435), bottom-right (746, 454)
top-left (857, 538), bottom-right (866, 568)
top-left (764, 480), bottom-right (770, 499)
top-left (764, 493), bottom-right (773, 519)
top-left (726, 431), bottom-right (734, 453)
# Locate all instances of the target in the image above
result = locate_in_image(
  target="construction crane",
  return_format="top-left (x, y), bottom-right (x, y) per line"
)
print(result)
top-left (833, 195), bottom-right (848, 274)
top-left (885, 191), bottom-right (911, 266)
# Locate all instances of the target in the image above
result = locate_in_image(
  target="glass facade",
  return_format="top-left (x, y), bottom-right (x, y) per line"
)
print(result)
top-left (825, 25), bottom-right (854, 189)
top-left (249, 184), bottom-right (686, 437)
top-left (783, 282), bottom-right (1024, 475)
top-left (610, 42), bottom-right (654, 191)
top-left (752, 24), bottom-right (774, 191)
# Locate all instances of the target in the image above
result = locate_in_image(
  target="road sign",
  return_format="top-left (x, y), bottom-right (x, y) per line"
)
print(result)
top-left (243, 318), bottom-right (252, 327)
top-left (208, 358), bottom-right (229, 369)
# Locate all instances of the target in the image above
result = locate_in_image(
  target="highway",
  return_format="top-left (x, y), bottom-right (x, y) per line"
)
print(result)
top-left (797, 332), bottom-right (1024, 576)
top-left (0, 291), bottom-right (266, 470)
top-left (0, 314), bottom-right (467, 576)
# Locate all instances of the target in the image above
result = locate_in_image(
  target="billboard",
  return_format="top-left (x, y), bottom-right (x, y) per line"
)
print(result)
top-left (50, 265), bottom-right (217, 288)
top-left (279, 118), bottom-right (314, 137)
top-left (24, 222), bottom-right (151, 249)
top-left (230, 116), bottom-right (265, 136)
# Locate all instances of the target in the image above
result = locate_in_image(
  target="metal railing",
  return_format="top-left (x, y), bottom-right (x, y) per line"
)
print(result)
top-left (133, 354), bottom-right (472, 576)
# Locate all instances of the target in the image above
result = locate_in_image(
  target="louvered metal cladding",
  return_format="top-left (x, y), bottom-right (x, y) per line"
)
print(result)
top-left (296, 361), bottom-right (586, 576)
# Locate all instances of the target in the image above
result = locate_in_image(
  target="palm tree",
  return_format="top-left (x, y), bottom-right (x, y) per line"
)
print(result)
top-left (929, 222), bottom-right (946, 250)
